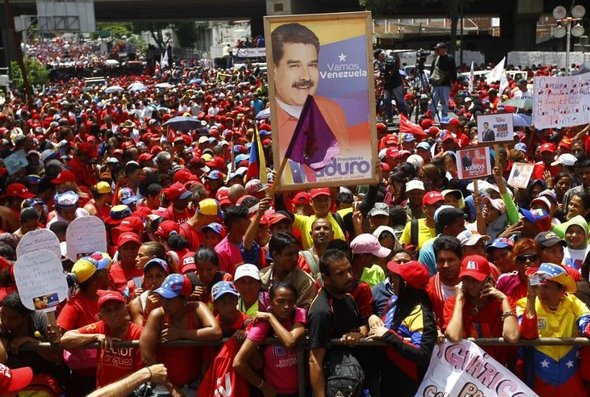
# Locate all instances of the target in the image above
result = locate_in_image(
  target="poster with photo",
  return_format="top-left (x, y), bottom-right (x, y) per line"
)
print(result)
top-left (264, 12), bottom-right (377, 191)
top-left (456, 146), bottom-right (492, 180)
top-left (507, 162), bottom-right (535, 189)
top-left (477, 113), bottom-right (514, 143)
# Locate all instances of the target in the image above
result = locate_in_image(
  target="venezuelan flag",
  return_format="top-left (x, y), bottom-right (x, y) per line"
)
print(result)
top-left (246, 128), bottom-right (267, 183)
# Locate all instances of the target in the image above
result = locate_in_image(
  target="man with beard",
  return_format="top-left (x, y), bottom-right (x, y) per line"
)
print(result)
top-left (300, 217), bottom-right (334, 280)
top-left (308, 249), bottom-right (369, 397)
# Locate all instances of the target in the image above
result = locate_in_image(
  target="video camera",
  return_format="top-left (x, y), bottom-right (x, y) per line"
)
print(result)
top-left (415, 49), bottom-right (431, 71)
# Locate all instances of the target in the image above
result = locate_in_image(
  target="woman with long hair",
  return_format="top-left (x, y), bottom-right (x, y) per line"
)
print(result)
top-left (128, 258), bottom-right (171, 325)
top-left (233, 281), bottom-right (306, 397)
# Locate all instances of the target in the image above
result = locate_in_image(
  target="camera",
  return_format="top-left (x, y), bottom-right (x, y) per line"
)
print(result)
top-left (529, 274), bottom-right (544, 286)
top-left (415, 49), bottom-right (431, 71)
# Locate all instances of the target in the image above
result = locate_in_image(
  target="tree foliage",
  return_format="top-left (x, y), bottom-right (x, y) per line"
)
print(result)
top-left (174, 22), bottom-right (199, 48)
top-left (10, 57), bottom-right (49, 90)
top-left (93, 22), bottom-right (133, 39)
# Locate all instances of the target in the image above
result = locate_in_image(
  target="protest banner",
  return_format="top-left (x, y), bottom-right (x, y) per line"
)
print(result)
top-left (264, 12), bottom-right (377, 191)
top-left (16, 229), bottom-right (61, 260)
top-left (507, 162), bottom-right (535, 189)
top-left (66, 215), bottom-right (107, 261)
top-left (415, 340), bottom-right (538, 397)
top-left (477, 114), bottom-right (514, 144)
top-left (533, 72), bottom-right (590, 129)
top-left (13, 250), bottom-right (68, 312)
top-left (456, 147), bottom-right (492, 180)
top-left (3, 149), bottom-right (29, 175)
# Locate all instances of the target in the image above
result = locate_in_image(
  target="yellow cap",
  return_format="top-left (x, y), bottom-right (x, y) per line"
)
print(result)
top-left (95, 181), bottom-right (111, 194)
top-left (198, 198), bottom-right (219, 216)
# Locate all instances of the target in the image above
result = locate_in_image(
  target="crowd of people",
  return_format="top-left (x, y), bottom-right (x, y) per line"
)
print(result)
top-left (0, 31), bottom-right (589, 397)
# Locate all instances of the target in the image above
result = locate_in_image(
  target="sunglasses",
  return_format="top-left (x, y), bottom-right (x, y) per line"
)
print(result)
top-left (516, 254), bottom-right (540, 264)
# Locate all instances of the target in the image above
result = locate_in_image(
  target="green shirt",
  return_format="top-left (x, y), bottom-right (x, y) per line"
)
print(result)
top-left (360, 264), bottom-right (385, 288)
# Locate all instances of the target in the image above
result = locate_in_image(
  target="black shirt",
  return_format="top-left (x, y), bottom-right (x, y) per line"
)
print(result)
top-left (308, 288), bottom-right (364, 350)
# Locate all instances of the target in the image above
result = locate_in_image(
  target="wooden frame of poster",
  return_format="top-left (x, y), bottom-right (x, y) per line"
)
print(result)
top-left (476, 113), bottom-right (514, 146)
top-left (456, 146), bottom-right (493, 180)
top-left (264, 11), bottom-right (378, 192)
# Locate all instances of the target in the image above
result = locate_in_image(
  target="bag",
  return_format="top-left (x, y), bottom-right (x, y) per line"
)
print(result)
top-left (410, 219), bottom-right (419, 248)
top-left (325, 350), bottom-right (365, 397)
top-left (429, 56), bottom-right (447, 86)
top-left (197, 338), bottom-right (250, 397)
top-left (131, 383), bottom-right (170, 397)
top-left (62, 348), bottom-right (97, 370)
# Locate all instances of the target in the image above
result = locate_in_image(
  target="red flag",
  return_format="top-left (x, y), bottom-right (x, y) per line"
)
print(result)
top-left (400, 114), bottom-right (427, 140)
top-left (197, 338), bottom-right (250, 397)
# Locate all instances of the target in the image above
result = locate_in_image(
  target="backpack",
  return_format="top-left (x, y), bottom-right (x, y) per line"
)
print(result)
top-left (325, 350), bottom-right (365, 397)
top-left (410, 219), bottom-right (419, 247)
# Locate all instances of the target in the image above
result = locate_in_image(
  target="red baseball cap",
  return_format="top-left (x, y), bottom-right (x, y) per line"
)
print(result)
top-left (216, 189), bottom-right (231, 206)
top-left (539, 143), bottom-right (556, 153)
top-left (310, 188), bottom-right (330, 199)
top-left (138, 153), bottom-right (154, 163)
top-left (386, 260), bottom-right (430, 290)
top-left (165, 182), bottom-right (192, 201)
top-left (292, 191), bottom-right (311, 206)
top-left (156, 220), bottom-right (180, 239)
top-left (181, 252), bottom-right (197, 273)
top-left (459, 255), bottom-right (491, 282)
top-left (3, 183), bottom-right (35, 199)
top-left (268, 212), bottom-right (291, 226)
top-left (173, 169), bottom-right (198, 184)
top-left (97, 290), bottom-right (125, 310)
top-left (117, 232), bottom-right (141, 248)
top-left (51, 169), bottom-right (76, 184)
top-left (116, 215), bottom-right (144, 234)
top-left (0, 363), bottom-right (33, 393)
top-left (422, 191), bottom-right (445, 206)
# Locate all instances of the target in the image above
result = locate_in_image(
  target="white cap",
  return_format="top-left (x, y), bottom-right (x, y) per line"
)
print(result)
top-left (234, 264), bottom-right (261, 281)
top-left (406, 180), bottom-right (425, 192)
top-left (198, 136), bottom-right (209, 144)
top-left (406, 154), bottom-right (424, 169)
top-left (457, 230), bottom-right (491, 246)
top-left (551, 153), bottom-right (577, 167)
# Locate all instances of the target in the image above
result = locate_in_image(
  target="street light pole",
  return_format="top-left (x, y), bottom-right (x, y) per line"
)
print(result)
top-left (566, 19), bottom-right (571, 75)
top-left (552, 5), bottom-right (585, 76)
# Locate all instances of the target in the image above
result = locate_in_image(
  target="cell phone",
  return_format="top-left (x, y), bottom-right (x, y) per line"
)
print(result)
top-left (529, 274), bottom-right (543, 286)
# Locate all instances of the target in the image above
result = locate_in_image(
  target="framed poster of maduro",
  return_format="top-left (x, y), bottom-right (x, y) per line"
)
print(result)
top-left (264, 11), bottom-right (378, 191)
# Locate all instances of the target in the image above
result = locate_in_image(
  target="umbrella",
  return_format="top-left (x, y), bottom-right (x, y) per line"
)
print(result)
top-left (187, 78), bottom-right (202, 85)
top-left (256, 108), bottom-right (271, 120)
top-left (502, 98), bottom-right (533, 110)
top-left (129, 84), bottom-right (147, 93)
top-left (512, 113), bottom-right (532, 127)
top-left (105, 85), bottom-right (124, 93)
top-left (155, 82), bottom-right (173, 89)
top-left (162, 116), bottom-right (201, 131)
top-left (105, 59), bottom-right (119, 66)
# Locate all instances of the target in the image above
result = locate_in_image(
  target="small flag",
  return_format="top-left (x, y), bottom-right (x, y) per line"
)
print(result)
top-left (160, 51), bottom-right (169, 69)
top-left (246, 128), bottom-right (267, 183)
top-left (399, 113), bottom-right (427, 139)
top-left (284, 95), bottom-right (339, 170)
top-left (488, 57), bottom-right (505, 83)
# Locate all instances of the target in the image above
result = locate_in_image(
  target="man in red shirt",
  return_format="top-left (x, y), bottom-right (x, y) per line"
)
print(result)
top-left (109, 232), bottom-right (142, 294)
top-left (68, 143), bottom-right (99, 188)
top-left (161, 182), bottom-right (192, 223)
top-left (180, 198), bottom-right (220, 250)
top-left (60, 291), bottom-right (143, 388)
top-left (532, 143), bottom-right (559, 180)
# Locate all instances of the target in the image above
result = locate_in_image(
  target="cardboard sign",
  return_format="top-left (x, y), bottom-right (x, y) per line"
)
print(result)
top-left (477, 114), bottom-right (514, 144)
top-left (66, 216), bottom-right (107, 261)
top-left (456, 147), bottom-right (492, 180)
top-left (415, 340), bottom-right (538, 397)
top-left (533, 72), bottom-right (590, 129)
top-left (16, 229), bottom-right (61, 260)
top-left (14, 250), bottom-right (68, 312)
top-left (3, 149), bottom-right (29, 175)
top-left (507, 162), bottom-right (535, 189)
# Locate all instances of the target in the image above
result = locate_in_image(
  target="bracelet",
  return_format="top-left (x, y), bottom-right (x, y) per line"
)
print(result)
top-left (146, 366), bottom-right (153, 382)
top-left (257, 378), bottom-right (265, 389)
top-left (501, 311), bottom-right (516, 321)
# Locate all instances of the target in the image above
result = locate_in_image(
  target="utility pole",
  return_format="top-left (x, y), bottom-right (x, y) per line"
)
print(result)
top-left (4, 0), bottom-right (34, 109)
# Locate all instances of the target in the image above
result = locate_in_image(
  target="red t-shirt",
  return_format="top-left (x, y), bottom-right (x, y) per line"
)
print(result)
top-left (532, 161), bottom-right (559, 180)
top-left (78, 321), bottom-right (143, 388)
top-left (161, 205), bottom-right (190, 224)
top-left (57, 293), bottom-right (100, 331)
top-left (179, 223), bottom-right (203, 251)
top-left (109, 262), bottom-right (143, 294)
top-left (350, 281), bottom-right (373, 320)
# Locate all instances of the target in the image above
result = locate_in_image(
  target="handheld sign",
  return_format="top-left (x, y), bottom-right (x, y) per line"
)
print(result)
top-left (477, 114), bottom-right (514, 144)
top-left (66, 216), bottom-right (107, 262)
top-left (3, 149), bottom-right (29, 175)
top-left (507, 162), bottom-right (535, 190)
top-left (456, 147), bottom-right (492, 180)
top-left (16, 229), bottom-right (61, 260)
top-left (14, 250), bottom-right (68, 312)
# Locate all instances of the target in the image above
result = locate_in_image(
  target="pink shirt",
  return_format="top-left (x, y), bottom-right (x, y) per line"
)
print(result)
top-left (247, 307), bottom-right (307, 394)
top-left (214, 236), bottom-right (243, 275)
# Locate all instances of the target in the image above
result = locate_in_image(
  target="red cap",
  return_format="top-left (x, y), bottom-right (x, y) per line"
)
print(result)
top-left (97, 290), bottom-right (125, 310)
top-left (181, 252), bottom-right (196, 273)
top-left (459, 255), bottom-right (491, 282)
top-left (216, 189), bottom-right (231, 206)
top-left (292, 192), bottom-right (311, 206)
top-left (3, 183), bottom-right (35, 199)
top-left (138, 153), bottom-right (154, 163)
top-left (165, 182), bottom-right (192, 201)
top-left (269, 212), bottom-right (291, 226)
top-left (0, 363), bottom-right (33, 393)
top-left (78, 142), bottom-right (97, 158)
top-left (448, 118), bottom-right (461, 127)
top-left (156, 220), bottom-right (180, 239)
top-left (386, 261), bottom-right (430, 290)
top-left (51, 169), bottom-right (76, 184)
top-left (117, 232), bottom-right (141, 247)
top-left (420, 118), bottom-right (433, 129)
top-left (539, 143), bottom-right (556, 153)
top-left (116, 215), bottom-right (144, 234)
top-left (422, 191), bottom-right (445, 206)
top-left (310, 188), bottom-right (331, 199)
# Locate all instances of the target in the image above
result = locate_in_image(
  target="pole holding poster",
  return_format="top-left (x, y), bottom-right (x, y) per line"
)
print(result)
top-left (264, 12), bottom-right (378, 191)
